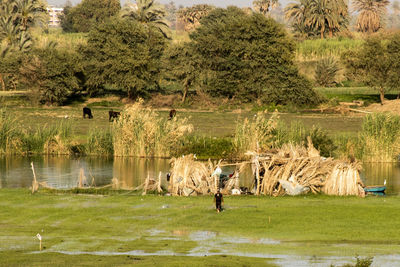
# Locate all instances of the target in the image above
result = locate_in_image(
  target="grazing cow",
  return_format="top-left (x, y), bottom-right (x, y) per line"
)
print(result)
top-left (83, 107), bottom-right (93, 119)
top-left (109, 110), bottom-right (121, 122)
top-left (169, 109), bottom-right (176, 120)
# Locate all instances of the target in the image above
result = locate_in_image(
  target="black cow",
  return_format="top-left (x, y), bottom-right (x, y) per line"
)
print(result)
top-left (109, 110), bottom-right (121, 122)
top-left (83, 107), bottom-right (93, 119)
top-left (169, 109), bottom-right (176, 120)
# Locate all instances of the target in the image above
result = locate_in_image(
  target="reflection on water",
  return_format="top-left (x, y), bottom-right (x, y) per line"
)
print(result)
top-left (0, 156), bottom-right (399, 194)
top-left (0, 156), bottom-right (170, 189)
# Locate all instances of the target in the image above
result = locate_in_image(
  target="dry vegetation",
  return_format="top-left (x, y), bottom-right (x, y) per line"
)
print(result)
top-left (112, 100), bottom-right (193, 157)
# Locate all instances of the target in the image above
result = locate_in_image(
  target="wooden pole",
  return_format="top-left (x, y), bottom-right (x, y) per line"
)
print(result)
top-left (31, 162), bottom-right (38, 194)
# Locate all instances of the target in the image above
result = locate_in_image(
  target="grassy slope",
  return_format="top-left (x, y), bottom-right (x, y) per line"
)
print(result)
top-left (0, 253), bottom-right (275, 267)
top-left (1, 106), bottom-right (363, 139)
top-left (1, 189), bottom-right (399, 262)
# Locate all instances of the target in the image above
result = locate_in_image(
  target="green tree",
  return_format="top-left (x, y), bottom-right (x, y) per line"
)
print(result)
top-left (59, 0), bottom-right (74, 32)
top-left (19, 47), bottom-right (83, 105)
top-left (342, 35), bottom-right (400, 104)
top-left (120, 0), bottom-right (170, 38)
top-left (190, 7), bottom-right (322, 105)
top-left (353, 0), bottom-right (389, 33)
top-left (162, 43), bottom-right (197, 103)
top-left (82, 18), bottom-right (166, 99)
top-left (64, 0), bottom-right (120, 32)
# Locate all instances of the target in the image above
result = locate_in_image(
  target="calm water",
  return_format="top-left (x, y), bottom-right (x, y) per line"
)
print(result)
top-left (0, 156), bottom-right (399, 194)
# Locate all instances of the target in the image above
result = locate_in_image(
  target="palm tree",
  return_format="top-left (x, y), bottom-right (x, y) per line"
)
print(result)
top-left (307, 0), bottom-right (337, 39)
top-left (252, 0), bottom-right (278, 16)
top-left (177, 4), bottom-right (214, 31)
top-left (120, 0), bottom-right (170, 38)
top-left (353, 0), bottom-right (390, 33)
top-left (14, 0), bottom-right (47, 31)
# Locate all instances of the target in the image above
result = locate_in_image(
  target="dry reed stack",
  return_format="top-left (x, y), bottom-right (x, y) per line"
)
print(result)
top-left (168, 154), bottom-right (240, 196)
top-left (247, 138), bottom-right (365, 197)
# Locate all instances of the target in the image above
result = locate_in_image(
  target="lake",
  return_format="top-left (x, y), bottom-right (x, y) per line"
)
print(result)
top-left (0, 156), bottom-right (398, 194)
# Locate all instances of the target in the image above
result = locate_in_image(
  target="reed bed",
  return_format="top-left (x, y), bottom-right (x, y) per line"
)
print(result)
top-left (0, 111), bottom-right (74, 155)
top-left (112, 100), bottom-right (193, 157)
top-left (247, 139), bottom-right (365, 197)
top-left (86, 128), bottom-right (113, 155)
top-left (0, 112), bottom-right (22, 154)
top-left (358, 113), bottom-right (400, 162)
top-left (233, 111), bottom-right (279, 156)
top-left (234, 112), bottom-right (335, 158)
top-left (168, 154), bottom-right (240, 196)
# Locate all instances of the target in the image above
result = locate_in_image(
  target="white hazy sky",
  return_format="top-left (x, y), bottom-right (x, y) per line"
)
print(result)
top-left (47, 0), bottom-right (292, 8)
top-left (47, 0), bottom-right (398, 10)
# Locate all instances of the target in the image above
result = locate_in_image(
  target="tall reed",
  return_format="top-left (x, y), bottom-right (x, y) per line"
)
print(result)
top-left (233, 111), bottom-right (279, 155)
top-left (87, 128), bottom-right (114, 155)
top-left (30, 121), bottom-right (73, 155)
top-left (234, 112), bottom-right (335, 157)
top-left (112, 100), bottom-right (193, 157)
top-left (0, 112), bottom-right (23, 154)
top-left (358, 113), bottom-right (400, 162)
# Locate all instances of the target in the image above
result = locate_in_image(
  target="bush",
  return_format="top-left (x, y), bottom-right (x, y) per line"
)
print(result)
top-left (315, 57), bottom-right (340, 87)
top-left (189, 6), bottom-right (323, 106)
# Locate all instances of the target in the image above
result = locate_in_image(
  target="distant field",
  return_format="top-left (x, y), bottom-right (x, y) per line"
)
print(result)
top-left (296, 38), bottom-right (363, 60)
top-left (315, 87), bottom-right (399, 104)
top-left (1, 106), bottom-right (363, 141)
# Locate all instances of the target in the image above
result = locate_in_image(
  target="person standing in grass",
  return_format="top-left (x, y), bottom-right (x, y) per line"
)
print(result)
top-left (214, 189), bottom-right (223, 213)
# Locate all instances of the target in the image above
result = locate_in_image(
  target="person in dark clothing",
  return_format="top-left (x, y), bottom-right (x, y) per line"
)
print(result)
top-left (214, 189), bottom-right (224, 213)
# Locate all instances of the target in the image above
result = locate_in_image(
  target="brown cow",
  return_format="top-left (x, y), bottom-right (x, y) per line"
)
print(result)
top-left (109, 110), bottom-right (121, 122)
top-left (83, 107), bottom-right (93, 119)
top-left (169, 109), bottom-right (176, 120)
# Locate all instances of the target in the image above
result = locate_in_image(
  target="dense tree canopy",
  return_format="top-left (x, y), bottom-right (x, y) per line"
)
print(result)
top-left (342, 35), bottom-right (400, 104)
top-left (162, 43), bottom-right (198, 103)
top-left (189, 7), bottom-right (322, 105)
top-left (19, 48), bottom-right (83, 105)
top-left (120, 0), bottom-right (170, 38)
top-left (82, 18), bottom-right (166, 99)
top-left (61, 0), bottom-right (120, 32)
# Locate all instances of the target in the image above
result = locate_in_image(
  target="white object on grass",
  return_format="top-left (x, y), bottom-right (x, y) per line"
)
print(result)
top-left (212, 166), bottom-right (222, 177)
top-left (231, 189), bottom-right (241, 195)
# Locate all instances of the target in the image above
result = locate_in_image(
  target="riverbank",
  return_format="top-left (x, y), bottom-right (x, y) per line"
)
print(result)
top-left (1, 189), bottom-right (399, 266)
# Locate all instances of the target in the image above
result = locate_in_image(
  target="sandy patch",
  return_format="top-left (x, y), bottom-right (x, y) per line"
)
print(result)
top-left (364, 99), bottom-right (400, 115)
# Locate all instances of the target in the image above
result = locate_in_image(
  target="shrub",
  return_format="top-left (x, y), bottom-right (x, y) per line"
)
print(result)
top-left (315, 57), bottom-right (340, 87)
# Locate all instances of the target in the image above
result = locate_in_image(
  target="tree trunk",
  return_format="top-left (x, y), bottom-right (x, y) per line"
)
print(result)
top-left (320, 28), bottom-right (324, 39)
top-left (329, 28), bottom-right (333, 38)
top-left (181, 85), bottom-right (188, 103)
top-left (379, 87), bottom-right (385, 105)
top-left (0, 74), bottom-right (5, 91)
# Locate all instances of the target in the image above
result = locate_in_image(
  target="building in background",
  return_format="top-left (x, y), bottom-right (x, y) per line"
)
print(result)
top-left (47, 6), bottom-right (63, 27)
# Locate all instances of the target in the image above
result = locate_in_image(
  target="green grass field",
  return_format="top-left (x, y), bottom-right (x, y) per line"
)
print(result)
top-left (0, 189), bottom-right (398, 266)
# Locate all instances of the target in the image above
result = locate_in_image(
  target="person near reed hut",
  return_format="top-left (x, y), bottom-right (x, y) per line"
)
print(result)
top-left (214, 189), bottom-right (223, 212)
